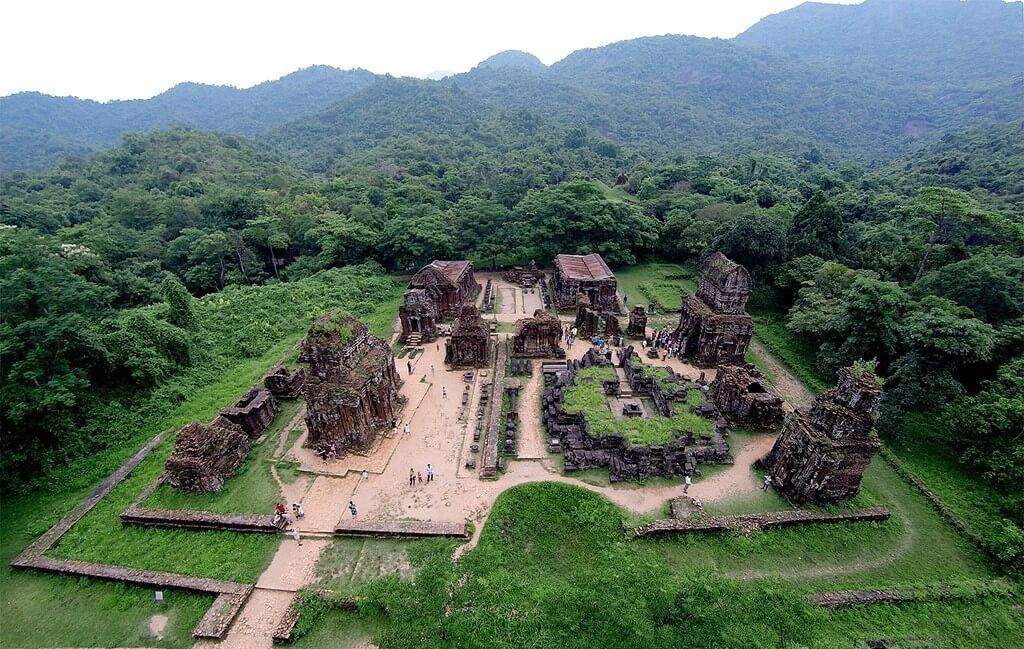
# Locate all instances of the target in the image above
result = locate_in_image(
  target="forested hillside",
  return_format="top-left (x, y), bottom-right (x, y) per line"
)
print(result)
top-left (3, 0), bottom-right (1021, 171)
top-left (0, 66), bottom-right (375, 170)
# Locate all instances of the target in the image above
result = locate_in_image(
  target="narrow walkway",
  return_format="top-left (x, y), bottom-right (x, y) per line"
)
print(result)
top-left (515, 361), bottom-right (547, 459)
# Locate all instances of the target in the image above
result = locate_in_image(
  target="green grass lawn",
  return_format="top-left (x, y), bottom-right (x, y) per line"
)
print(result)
top-left (614, 262), bottom-right (697, 313)
top-left (882, 411), bottom-right (1015, 555)
top-left (749, 307), bottom-right (832, 394)
top-left (143, 396), bottom-right (303, 514)
top-left (292, 482), bottom-right (1020, 649)
top-left (563, 365), bottom-right (713, 445)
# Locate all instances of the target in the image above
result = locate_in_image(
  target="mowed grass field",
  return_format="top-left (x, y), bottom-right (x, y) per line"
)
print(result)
top-left (290, 482), bottom-right (1021, 649)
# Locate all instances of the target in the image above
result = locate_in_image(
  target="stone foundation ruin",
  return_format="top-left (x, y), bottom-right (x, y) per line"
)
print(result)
top-left (503, 260), bottom-right (544, 286)
top-left (398, 288), bottom-right (438, 343)
top-left (673, 252), bottom-right (753, 366)
top-left (574, 294), bottom-right (621, 339)
top-left (626, 304), bottom-right (648, 338)
top-left (762, 366), bottom-right (883, 505)
top-left (264, 364), bottom-right (305, 399)
top-left (301, 312), bottom-right (404, 454)
top-left (512, 309), bottom-right (564, 358)
top-left (541, 348), bottom-right (730, 481)
top-left (408, 260), bottom-right (480, 319)
top-left (710, 364), bottom-right (784, 430)
top-left (445, 305), bottom-right (491, 368)
top-left (552, 253), bottom-right (618, 311)
top-left (218, 389), bottom-right (278, 437)
top-left (164, 418), bottom-right (251, 492)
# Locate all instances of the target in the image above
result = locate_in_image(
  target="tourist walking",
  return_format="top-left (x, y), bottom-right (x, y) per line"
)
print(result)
top-left (290, 528), bottom-right (302, 546)
top-left (291, 502), bottom-right (305, 518)
top-left (684, 475), bottom-right (691, 494)
top-left (327, 444), bottom-right (337, 462)
top-left (762, 475), bottom-right (772, 492)
top-left (426, 463), bottom-right (434, 483)
top-left (410, 468), bottom-right (416, 487)
top-left (407, 360), bottom-right (413, 375)
top-left (442, 386), bottom-right (447, 399)
top-left (417, 471), bottom-right (424, 485)
top-left (403, 423), bottom-right (410, 436)
top-left (348, 501), bottom-right (358, 518)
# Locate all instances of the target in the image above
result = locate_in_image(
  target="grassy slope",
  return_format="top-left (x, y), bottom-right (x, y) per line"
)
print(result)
top-left (614, 262), bottom-right (696, 313)
top-left (306, 483), bottom-right (1020, 649)
top-left (0, 265), bottom-right (404, 649)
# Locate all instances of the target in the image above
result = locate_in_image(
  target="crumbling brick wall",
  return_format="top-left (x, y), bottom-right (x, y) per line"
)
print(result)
top-left (218, 389), bottom-right (278, 437)
top-left (627, 305), bottom-right (648, 338)
top-left (165, 417), bottom-right (251, 492)
top-left (762, 367), bottom-right (882, 504)
top-left (264, 364), bottom-right (305, 399)
top-left (710, 364), bottom-right (784, 430)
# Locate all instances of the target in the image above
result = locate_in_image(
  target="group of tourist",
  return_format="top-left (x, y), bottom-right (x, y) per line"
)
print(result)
top-left (564, 325), bottom-right (579, 348)
top-left (408, 463), bottom-right (435, 487)
top-left (641, 327), bottom-right (675, 361)
top-left (273, 501), bottom-right (305, 529)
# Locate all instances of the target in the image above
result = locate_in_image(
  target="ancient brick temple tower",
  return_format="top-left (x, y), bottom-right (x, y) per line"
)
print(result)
top-left (673, 252), bottom-right (753, 366)
top-left (512, 309), bottom-right (564, 358)
top-left (762, 366), bottom-right (883, 505)
top-left (300, 312), bottom-right (404, 454)
top-left (398, 288), bottom-right (438, 343)
top-left (445, 305), bottom-right (491, 368)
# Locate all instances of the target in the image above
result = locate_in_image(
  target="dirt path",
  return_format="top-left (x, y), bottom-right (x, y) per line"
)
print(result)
top-left (201, 323), bottom-right (814, 646)
top-left (748, 339), bottom-right (814, 410)
top-left (515, 361), bottom-right (547, 459)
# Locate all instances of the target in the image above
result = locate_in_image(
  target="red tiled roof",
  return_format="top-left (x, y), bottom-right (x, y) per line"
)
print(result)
top-left (554, 254), bottom-right (614, 281)
top-left (428, 260), bottom-right (471, 283)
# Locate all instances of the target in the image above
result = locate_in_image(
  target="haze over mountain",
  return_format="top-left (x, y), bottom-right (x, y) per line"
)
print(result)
top-left (2, 0), bottom-right (1021, 171)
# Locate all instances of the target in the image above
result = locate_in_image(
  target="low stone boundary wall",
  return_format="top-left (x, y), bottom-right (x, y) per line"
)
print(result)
top-left (634, 506), bottom-right (890, 537)
top-left (880, 447), bottom-right (994, 558)
top-left (121, 474), bottom-right (279, 533)
top-left (481, 341), bottom-right (507, 478)
top-left (9, 429), bottom-right (255, 640)
top-left (122, 506), bottom-right (279, 533)
top-left (810, 579), bottom-right (1011, 608)
top-left (334, 518), bottom-right (468, 538)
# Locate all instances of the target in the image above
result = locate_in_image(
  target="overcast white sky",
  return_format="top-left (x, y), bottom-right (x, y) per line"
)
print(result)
top-left (2, 0), bottom-right (863, 102)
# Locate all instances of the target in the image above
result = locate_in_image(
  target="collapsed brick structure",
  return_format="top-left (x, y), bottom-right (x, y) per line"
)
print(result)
top-left (512, 309), bottom-right (564, 358)
top-left (673, 252), bottom-right (753, 366)
top-left (762, 367), bottom-right (883, 505)
top-left (165, 418), bottom-right (251, 492)
top-left (445, 305), bottom-right (491, 368)
top-left (264, 364), bottom-right (305, 399)
top-left (301, 312), bottom-right (404, 454)
top-left (710, 365), bottom-right (784, 430)
top-left (574, 294), bottom-right (621, 339)
top-left (398, 288), bottom-right (438, 343)
top-left (218, 389), bottom-right (278, 437)
top-left (503, 260), bottom-right (544, 286)
top-left (552, 253), bottom-right (617, 311)
top-left (541, 349), bottom-right (730, 482)
top-left (627, 304), bottom-right (648, 338)
top-left (408, 260), bottom-right (480, 319)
